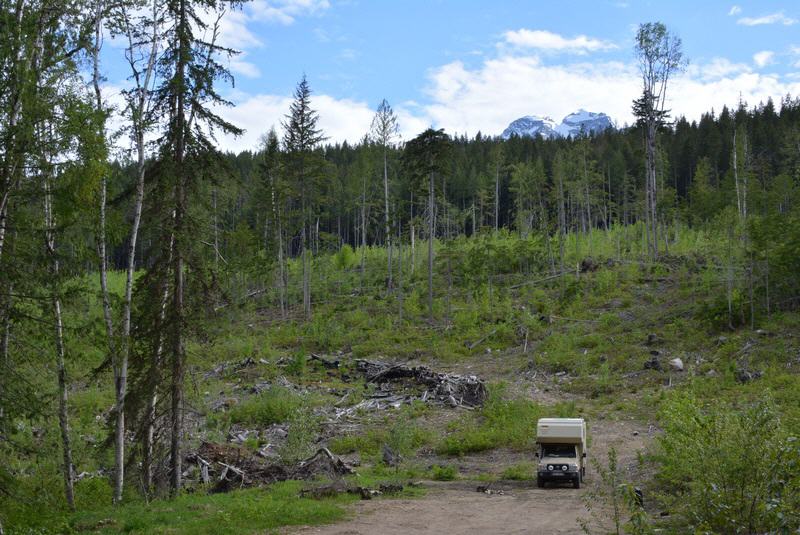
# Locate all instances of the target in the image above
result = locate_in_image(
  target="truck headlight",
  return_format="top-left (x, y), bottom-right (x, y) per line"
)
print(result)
top-left (562, 465), bottom-right (568, 471)
top-left (547, 465), bottom-right (554, 471)
top-left (571, 464), bottom-right (578, 471)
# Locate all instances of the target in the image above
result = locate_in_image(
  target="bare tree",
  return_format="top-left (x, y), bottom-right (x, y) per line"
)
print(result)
top-left (633, 22), bottom-right (685, 258)
top-left (370, 99), bottom-right (399, 290)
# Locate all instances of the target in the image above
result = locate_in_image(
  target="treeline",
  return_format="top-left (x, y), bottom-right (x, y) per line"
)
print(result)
top-left (211, 95), bottom-right (800, 254)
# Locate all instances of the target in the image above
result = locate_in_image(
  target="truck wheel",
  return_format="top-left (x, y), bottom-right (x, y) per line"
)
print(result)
top-left (537, 477), bottom-right (545, 489)
top-left (573, 477), bottom-right (581, 489)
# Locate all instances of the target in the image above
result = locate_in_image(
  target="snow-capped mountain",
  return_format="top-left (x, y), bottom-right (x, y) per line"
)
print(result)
top-left (501, 115), bottom-right (559, 139)
top-left (502, 110), bottom-right (613, 139)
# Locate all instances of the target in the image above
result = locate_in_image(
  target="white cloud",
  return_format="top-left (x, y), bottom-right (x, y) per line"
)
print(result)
top-left (420, 52), bottom-right (800, 137)
top-left (686, 57), bottom-right (750, 80)
top-left (216, 92), bottom-right (427, 152)
top-left (753, 50), bottom-right (775, 68)
top-left (737, 11), bottom-right (797, 26)
top-left (249, 0), bottom-right (330, 25)
top-left (502, 29), bottom-right (616, 54)
top-left (728, 5), bottom-right (741, 16)
top-left (791, 46), bottom-right (800, 67)
top-left (229, 55), bottom-right (262, 78)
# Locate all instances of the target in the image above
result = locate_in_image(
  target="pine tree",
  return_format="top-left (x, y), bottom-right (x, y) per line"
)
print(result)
top-left (370, 99), bottom-right (399, 290)
top-left (282, 75), bottom-right (326, 320)
top-left (148, 0), bottom-right (243, 496)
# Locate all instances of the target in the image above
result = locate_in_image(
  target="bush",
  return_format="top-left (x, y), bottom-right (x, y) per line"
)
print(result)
top-left (429, 464), bottom-right (458, 481)
top-left (229, 387), bottom-right (303, 426)
top-left (654, 394), bottom-right (800, 533)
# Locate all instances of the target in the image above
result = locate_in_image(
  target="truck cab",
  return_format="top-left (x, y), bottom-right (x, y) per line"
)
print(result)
top-left (535, 418), bottom-right (586, 489)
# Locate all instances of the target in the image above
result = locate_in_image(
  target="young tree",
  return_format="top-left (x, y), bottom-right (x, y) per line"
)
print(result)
top-left (282, 75), bottom-right (326, 320)
top-left (404, 128), bottom-right (450, 321)
top-left (150, 0), bottom-right (243, 495)
top-left (633, 22), bottom-right (685, 258)
top-left (370, 99), bottom-right (399, 290)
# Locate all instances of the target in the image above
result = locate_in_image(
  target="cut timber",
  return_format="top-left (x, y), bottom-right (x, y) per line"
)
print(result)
top-left (355, 359), bottom-right (487, 407)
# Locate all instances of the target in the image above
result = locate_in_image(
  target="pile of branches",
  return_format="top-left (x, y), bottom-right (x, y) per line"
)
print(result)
top-left (185, 443), bottom-right (354, 493)
top-left (355, 359), bottom-right (487, 407)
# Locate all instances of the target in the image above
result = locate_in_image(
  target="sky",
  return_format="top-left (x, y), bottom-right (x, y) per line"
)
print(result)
top-left (107, 0), bottom-right (800, 151)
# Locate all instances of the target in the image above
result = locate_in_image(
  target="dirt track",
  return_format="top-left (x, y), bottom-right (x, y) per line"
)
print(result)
top-left (292, 419), bottom-right (649, 535)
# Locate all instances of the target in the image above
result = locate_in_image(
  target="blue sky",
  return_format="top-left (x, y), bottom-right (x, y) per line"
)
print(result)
top-left (109, 0), bottom-right (800, 150)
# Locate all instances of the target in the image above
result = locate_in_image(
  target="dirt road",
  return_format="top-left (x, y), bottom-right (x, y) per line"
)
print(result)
top-left (292, 419), bottom-right (649, 535)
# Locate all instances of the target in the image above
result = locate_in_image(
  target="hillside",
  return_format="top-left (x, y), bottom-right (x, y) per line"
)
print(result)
top-left (3, 226), bottom-right (799, 533)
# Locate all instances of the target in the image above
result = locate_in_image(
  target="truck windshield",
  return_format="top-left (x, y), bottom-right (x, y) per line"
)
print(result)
top-left (542, 445), bottom-right (576, 457)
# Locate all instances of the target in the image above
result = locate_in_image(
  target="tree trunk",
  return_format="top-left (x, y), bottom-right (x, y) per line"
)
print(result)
top-left (428, 171), bottom-right (435, 321)
top-left (277, 214), bottom-right (287, 319)
top-left (44, 176), bottom-right (75, 511)
top-left (302, 222), bottom-right (311, 320)
top-left (383, 148), bottom-right (392, 290)
top-left (169, 0), bottom-right (189, 496)
top-left (494, 162), bottom-right (499, 231)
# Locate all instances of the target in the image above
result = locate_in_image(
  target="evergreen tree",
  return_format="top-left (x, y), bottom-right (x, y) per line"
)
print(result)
top-left (282, 75), bottom-right (326, 320)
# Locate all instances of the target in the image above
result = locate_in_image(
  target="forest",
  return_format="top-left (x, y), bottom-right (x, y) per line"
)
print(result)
top-left (1, 1), bottom-right (799, 534)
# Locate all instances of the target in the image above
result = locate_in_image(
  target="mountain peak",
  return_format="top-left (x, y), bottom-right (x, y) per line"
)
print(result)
top-left (502, 110), bottom-right (613, 139)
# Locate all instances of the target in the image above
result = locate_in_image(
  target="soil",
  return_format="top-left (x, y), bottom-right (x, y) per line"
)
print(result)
top-left (291, 419), bottom-right (651, 535)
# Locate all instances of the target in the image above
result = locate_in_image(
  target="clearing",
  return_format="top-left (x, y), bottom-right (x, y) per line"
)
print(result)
top-left (293, 419), bottom-right (649, 534)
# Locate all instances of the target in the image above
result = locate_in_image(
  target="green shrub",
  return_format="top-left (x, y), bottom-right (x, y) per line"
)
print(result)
top-left (654, 393), bottom-right (800, 533)
top-left (430, 464), bottom-right (458, 481)
top-left (334, 244), bottom-right (357, 270)
top-left (229, 387), bottom-right (303, 426)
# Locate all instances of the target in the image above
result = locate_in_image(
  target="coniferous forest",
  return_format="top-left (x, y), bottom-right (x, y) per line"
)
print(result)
top-left (1, 2), bottom-right (799, 534)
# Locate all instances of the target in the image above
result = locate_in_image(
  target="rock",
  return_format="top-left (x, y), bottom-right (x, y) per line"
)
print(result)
top-left (716, 336), bottom-right (728, 345)
top-left (706, 369), bottom-right (718, 377)
top-left (644, 355), bottom-right (662, 371)
top-left (735, 368), bottom-right (763, 383)
top-left (646, 333), bottom-right (658, 346)
top-left (632, 431), bottom-right (639, 436)
top-left (756, 329), bottom-right (770, 337)
top-left (649, 349), bottom-right (661, 356)
top-left (669, 358), bottom-right (684, 372)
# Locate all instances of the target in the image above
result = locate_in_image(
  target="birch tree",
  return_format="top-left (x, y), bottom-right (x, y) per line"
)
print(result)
top-left (633, 22), bottom-right (685, 258)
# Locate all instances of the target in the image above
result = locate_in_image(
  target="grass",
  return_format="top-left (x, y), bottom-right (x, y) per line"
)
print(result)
top-left (69, 482), bottom-right (355, 535)
top-left (4, 223), bottom-right (800, 533)
top-left (228, 386), bottom-right (305, 427)
top-left (501, 463), bottom-right (536, 481)
top-left (436, 386), bottom-right (580, 456)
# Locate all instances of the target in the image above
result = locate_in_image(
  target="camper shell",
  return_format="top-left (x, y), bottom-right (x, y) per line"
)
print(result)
top-left (535, 418), bottom-right (586, 489)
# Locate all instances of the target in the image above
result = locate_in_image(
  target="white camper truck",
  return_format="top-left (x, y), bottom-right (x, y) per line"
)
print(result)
top-left (535, 418), bottom-right (586, 489)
